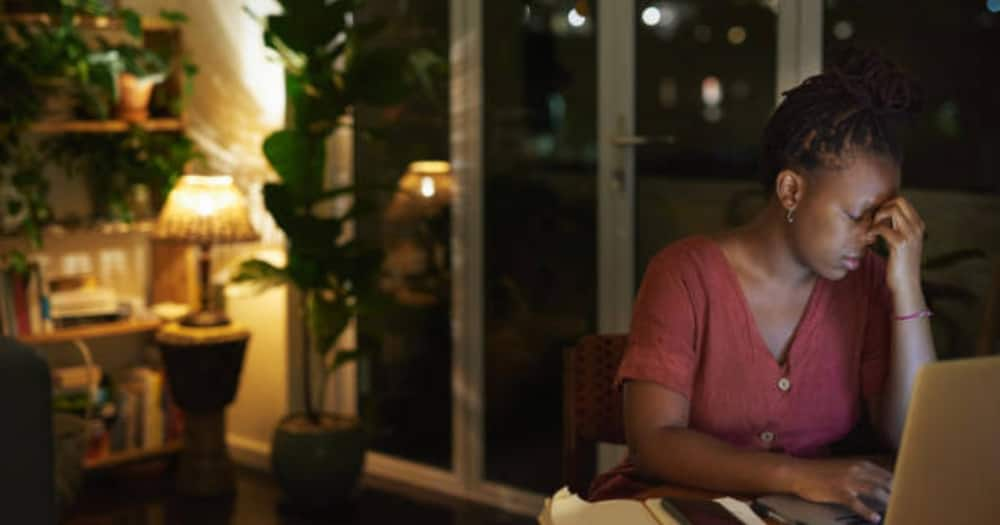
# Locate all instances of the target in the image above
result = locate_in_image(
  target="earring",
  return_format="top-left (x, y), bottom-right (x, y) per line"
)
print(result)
top-left (786, 208), bottom-right (795, 223)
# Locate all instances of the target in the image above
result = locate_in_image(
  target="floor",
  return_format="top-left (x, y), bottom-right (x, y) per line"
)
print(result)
top-left (64, 463), bottom-right (536, 525)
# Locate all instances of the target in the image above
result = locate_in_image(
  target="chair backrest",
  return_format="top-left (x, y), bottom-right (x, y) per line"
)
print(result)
top-left (562, 333), bottom-right (627, 496)
top-left (0, 337), bottom-right (55, 524)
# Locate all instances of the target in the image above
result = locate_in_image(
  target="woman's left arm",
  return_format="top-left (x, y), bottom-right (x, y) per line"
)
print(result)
top-left (866, 196), bottom-right (937, 448)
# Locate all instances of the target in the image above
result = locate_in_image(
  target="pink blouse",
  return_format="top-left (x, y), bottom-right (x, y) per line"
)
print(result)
top-left (588, 236), bottom-right (892, 501)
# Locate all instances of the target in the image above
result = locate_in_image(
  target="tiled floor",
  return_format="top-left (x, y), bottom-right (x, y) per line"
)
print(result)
top-left (64, 464), bottom-right (536, 525)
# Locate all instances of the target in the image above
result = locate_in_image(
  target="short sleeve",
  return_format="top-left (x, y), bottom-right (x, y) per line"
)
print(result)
top-left (860, 252), bottom-right (892, 399)
top-left (615, 251), bottom-right (700, 400)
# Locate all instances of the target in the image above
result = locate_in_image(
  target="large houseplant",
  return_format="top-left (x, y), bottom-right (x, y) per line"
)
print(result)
top-left (234, 0), bottom-right (441, 508)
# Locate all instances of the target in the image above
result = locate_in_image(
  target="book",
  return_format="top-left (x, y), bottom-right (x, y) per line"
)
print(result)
top-left (538, 487), bottom-right (764, 525)
top-left (52, 364), bottom-right (103, 392)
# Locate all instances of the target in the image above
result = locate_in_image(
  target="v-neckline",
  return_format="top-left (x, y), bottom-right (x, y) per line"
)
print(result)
top-left (705, 237), bottom-right (824, 368)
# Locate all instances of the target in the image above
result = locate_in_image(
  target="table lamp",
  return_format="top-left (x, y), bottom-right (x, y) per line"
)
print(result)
top-left (155, 175), bottom-right (259, 327)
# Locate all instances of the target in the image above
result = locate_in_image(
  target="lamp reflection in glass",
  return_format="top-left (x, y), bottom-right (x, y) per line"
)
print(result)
top-left (392, 160), bottom-right (454, 216)
top-left (155, 175), bottom-right (259, 327)
top-left (382, 161), bottom-right (453, 306)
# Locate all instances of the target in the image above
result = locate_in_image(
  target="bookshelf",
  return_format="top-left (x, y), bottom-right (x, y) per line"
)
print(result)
top-left (0, 13), bottom-right (180, 32)
top-left (84, 439), bottom-right (182, 470)
top-left (17, 318), bottom-right (162, 345)
top-left (29, 118), bottom-right (184, 134)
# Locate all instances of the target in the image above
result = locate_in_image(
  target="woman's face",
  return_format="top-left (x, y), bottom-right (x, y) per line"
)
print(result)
top-left (791, 152), bottom-right (900, 280)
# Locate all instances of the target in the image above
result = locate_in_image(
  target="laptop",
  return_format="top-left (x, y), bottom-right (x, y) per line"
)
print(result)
top-left (756, 355), bottom-right (1000, 525)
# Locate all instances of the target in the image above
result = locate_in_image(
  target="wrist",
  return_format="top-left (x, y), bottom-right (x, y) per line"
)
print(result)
top-left (769, 455), bottom-right (805, 495)
top-left (890, 276), bottom-right (925, 304)
top-left (888, 275), bottom-right (922, 295)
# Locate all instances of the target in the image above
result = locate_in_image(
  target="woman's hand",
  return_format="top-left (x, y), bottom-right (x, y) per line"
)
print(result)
top-left (867, 196), bottom-right (925, 293)
top-left (790, 458), bottom-right (892, 523)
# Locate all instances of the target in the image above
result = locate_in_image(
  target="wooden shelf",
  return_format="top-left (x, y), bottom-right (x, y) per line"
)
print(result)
top-left (18, 318), bottom-right (162, 345)
top-left (0, 13), bottom-right (179, 32)
top-left (29, 118), bottom-right (184, 134)
top-left (84, 440), bottom-right (182, 470)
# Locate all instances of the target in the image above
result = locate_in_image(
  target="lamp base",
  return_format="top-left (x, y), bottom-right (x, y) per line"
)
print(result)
top-left (180, 310), bottom-right (231, 327)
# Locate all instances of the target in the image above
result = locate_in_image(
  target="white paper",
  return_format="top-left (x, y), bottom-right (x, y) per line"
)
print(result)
top-left (713, 497), bottom-right (768, 525)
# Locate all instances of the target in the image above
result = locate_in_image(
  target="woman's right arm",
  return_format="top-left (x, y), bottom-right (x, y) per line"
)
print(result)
top-left (624, 380), bottom-right (891, 524)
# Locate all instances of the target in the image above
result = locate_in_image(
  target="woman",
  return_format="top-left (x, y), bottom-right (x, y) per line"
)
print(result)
top-left (588, 49), bottom-right (935, 525)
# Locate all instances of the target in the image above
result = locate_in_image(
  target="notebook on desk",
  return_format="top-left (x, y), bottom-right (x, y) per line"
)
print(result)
top-left (538, 487), bottom-right (765, 525)
top-left (753, 355), bottom-right (1000, 525)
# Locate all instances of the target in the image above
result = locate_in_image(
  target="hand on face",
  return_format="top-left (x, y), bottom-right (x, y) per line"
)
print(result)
top-left (866, 197), bottom-right (925, 292)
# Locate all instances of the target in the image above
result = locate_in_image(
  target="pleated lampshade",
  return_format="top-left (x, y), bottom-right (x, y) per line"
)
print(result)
top-left (155, 175), bottom-right (259, 244)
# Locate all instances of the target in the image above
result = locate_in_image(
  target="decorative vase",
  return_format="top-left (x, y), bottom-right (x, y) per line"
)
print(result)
top-left (271, 412), bottom-right (365, 509)
top-left (117, 73), bottom-right (161, 122)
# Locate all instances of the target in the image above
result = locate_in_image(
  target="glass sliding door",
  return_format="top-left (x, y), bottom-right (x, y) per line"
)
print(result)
top-left (357, 0), bottom-right (808, 513)
top-left (632, 0), bottom-right (779, 279)
top-left (481, 0), bottom-right (598, 494)
top-left (355, 0), bottom-right (453, 470)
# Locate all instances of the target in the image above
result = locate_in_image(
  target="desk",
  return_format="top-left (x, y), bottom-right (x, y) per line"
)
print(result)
top-left (638, 484), bottom-right (778, 524)
top-left (637, 454), bottom-right (894, 525)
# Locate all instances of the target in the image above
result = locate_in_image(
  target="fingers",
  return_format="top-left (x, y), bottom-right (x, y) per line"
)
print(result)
top-left (866, 223), bottom-right (904, 246)
top-left (872, 198), bottom-right (925, 237)
top-left (845, 491), bottom-right (884, 524)
top-left (869, 198), bottom-right (925, 248)
top-left (847, 462), bottom-right (892, 523)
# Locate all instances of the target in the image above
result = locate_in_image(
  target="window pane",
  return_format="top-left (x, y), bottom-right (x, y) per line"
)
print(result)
top-left (356, 0), bottom-right (452, 470)
top-left (635, 1), bottom-right (777, 278)
top-left (483, 0), bottom-right (598, 493)
top-left (823, 0), bottom-right (1000, 192)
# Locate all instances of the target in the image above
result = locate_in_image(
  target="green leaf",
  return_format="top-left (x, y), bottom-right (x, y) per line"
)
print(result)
top-left (158, 9), bottom-right (189, 24)
top-left (330, 348), bottom-right (365, 371)
top-left (287, 251), bottom-right (325, 292)
top-left (5, 250), bottom-right (29, 274)
top-left (232, 259), bottom-right (289, 292)
top-left (265, 1), bottom-right (352, 56)
top-left (120, 9), bottom-right (143, 40)
top-left (308, 293), bottom-right (352, 358)
top-left (262, 130), bottom-right (324, 199)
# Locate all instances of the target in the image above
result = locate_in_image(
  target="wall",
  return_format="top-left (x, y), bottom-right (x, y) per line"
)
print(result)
top-left (127, 0), bottom-right (291, 469)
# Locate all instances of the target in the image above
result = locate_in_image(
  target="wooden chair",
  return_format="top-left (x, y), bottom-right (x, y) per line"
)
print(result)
top-left (977, 259), bottom-right (1000, 356)
top-left (563, 333), bottom-right (628, 497)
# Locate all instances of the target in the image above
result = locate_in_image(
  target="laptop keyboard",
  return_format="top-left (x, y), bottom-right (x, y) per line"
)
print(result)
top-left (836, 494), bottom-right (888, 524)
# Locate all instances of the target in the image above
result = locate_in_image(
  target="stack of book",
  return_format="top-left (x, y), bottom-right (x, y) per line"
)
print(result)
top-left (0, 265), bottom-right (129, 337)
top-left (52, 365), bottom-right (184, 464)
top-left (0, 264), bottom-right (52, 337)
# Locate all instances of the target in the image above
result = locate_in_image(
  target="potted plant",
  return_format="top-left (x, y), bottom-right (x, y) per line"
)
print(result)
top-left (87, 8), bottom-right (188, 122)
top-left (233, 0), bottom-right (442, 509)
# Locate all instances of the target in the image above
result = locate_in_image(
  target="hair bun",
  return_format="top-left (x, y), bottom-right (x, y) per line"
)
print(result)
top-left (827, 47), bottom-right (924, 117)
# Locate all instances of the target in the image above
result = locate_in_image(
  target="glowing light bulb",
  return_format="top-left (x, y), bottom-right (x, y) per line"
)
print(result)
top-left (641, 7), bottom-right (662, 26)
top-left (420, 176), bottom-right (436, 198)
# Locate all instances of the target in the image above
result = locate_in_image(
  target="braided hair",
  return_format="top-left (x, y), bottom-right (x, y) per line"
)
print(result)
top-left (760, 48), bottom-right (923, 189)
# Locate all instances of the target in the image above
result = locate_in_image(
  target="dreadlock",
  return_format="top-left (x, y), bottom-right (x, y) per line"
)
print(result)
top-left (760, 48), bottom-right (924, 189)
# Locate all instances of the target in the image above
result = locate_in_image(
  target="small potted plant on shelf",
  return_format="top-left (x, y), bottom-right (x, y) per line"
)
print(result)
top-left (233, 0), bottom-right (443, 510)
top-left (86, 8), bottom-right (187, 122)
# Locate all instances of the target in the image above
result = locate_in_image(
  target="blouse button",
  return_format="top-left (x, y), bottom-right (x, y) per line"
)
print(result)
top-left (777, 377), bottom-right (791, 392)
top-left (760, 431), bottom-right (775, 443)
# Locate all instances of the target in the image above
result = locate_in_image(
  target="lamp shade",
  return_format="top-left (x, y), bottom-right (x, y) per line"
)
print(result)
top-left (155, 175), bottom-right (259, 243)
top-left (396, 161), bottom-right (453, 209)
